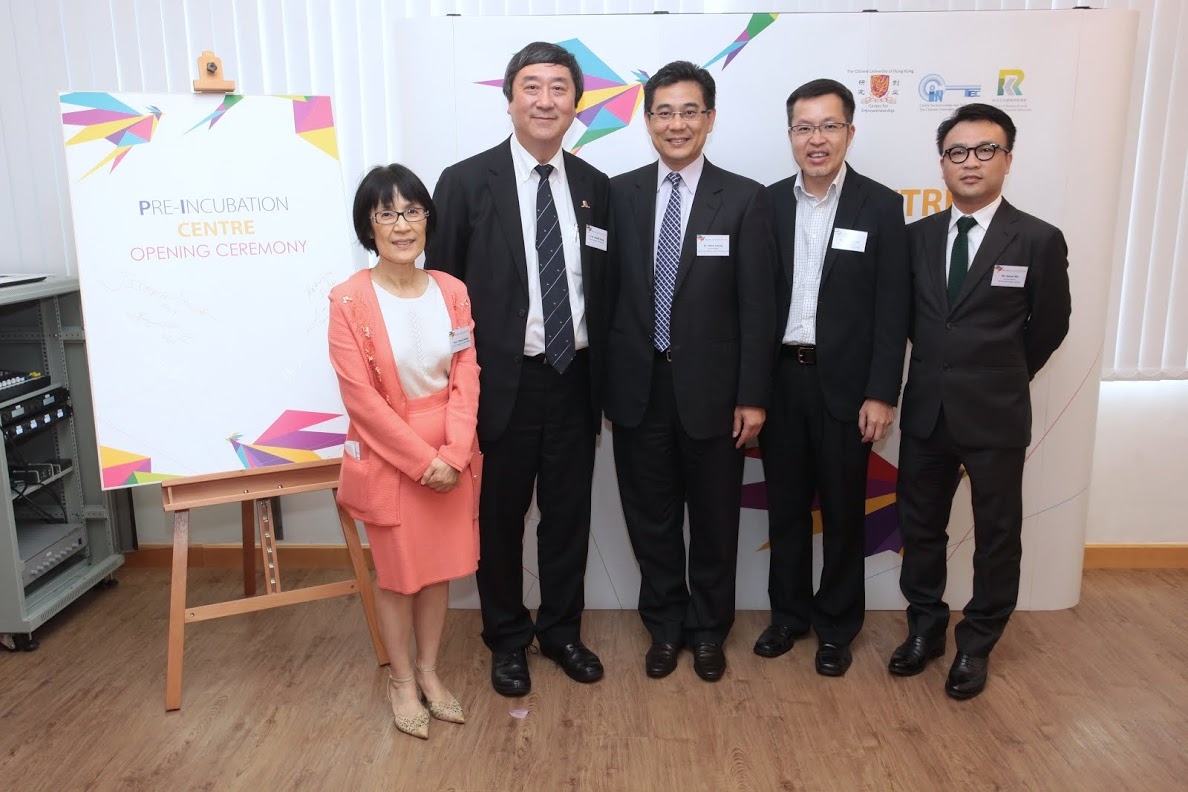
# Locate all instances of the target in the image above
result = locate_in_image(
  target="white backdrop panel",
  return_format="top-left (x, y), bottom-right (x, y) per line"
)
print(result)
top-left (395, 10), bottom-right (1135, 609)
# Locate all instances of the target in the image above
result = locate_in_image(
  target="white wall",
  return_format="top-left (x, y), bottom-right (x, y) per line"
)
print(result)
top-left (1086, 380), bottom-right (1188, 543)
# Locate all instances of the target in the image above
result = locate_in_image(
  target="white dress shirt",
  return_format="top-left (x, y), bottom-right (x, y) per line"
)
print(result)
top-left (510, 136), bottom-right (586, 355)
top-left (783, 163), bottom-right (847, 346)
top-left (946, 195), bottom-right (1003, 284)
top-left (653, 155), bottom-right (705, 265)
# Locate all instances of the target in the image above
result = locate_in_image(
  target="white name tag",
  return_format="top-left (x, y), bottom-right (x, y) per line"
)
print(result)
top-left (831, 228), bottom-right (868, 253)
top-left (344, 440), bottom-right (361, 460)
top-left (585, 224), bottom-right (608, 251)
top-left (696, 234), bottom-right (730, 256)
top-left (449, 326), bottom-right (472, 353)
top-left (991, 265), bottom-right (1028, 288)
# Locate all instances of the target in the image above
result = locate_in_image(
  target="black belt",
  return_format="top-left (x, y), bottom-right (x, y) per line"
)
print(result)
top-left (654, 348), bottom-right (673, 362)
top-left (523, 348), bottom-right (588, 367)
top-left (781, 344), bottom-right (816, 365)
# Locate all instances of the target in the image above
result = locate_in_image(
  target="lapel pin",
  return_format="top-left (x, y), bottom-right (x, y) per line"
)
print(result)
top-left (580, 200), bottom-right (591, 209)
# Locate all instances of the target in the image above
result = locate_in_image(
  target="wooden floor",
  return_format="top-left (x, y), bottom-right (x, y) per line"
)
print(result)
top-left (2, 568), bottom-right (1186, 792)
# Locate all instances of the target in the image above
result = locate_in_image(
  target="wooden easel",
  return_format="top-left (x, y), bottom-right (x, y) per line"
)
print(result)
top-left (161, 458), bottom-right (388, 711)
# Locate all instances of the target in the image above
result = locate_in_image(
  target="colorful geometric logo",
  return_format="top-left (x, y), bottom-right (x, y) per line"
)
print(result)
top-left (742, 450), bottom-right (903, 558)
top-left (186, 95), bottom-right (338, 159)
top-left (918, 74), bottom-right (982, 103)
top-left (100, 446), bottom-right (178, 488)
top-left (60, 93), bottom-right (163, 179)
top-left (477, 16), bottom-right (780, 153)
top-left (703, 13), bottom-right (779, 71)
top-left (187, 94), bottom-right (246, 132)
top-left (229, 409), bottom-right (345, 468)
top-left (286, 96), bottom-right (339, 159)
top-left (997, 69), bottom-right (1025, 96)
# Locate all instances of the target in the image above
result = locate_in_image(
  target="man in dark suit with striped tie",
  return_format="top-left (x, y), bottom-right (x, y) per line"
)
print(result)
top-left (427, 42), bottom-right (611, 697)
top-left (891, 103), bottom-right (1071, 699)
top-left (605, 61), bottom-right (777, 682)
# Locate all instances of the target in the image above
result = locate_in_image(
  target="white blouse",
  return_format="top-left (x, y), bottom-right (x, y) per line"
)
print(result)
top-left (373, 275), bottom-right (452, 399)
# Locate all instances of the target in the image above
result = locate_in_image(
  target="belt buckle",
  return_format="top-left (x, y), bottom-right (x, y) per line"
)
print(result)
top-left (797, 346), bottom-right (813, 365)
top-left (665, 348), bottom-right (673, 362)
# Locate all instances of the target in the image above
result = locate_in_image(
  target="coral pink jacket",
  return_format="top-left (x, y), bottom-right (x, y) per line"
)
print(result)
top-left (328, 268), bottom-right (480, 526)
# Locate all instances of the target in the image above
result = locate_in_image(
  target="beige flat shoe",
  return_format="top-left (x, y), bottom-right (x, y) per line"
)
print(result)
top-left (416, 664), bottom-right (465, 724)
top-left (387, 674), bottom-right (429, 739)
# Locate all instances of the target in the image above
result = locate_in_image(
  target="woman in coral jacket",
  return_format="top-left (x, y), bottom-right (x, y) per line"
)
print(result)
top-left (328, 164), bottom-right (480, 740)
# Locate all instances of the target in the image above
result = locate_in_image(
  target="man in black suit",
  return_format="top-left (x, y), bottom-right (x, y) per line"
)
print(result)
top-left (426, 42), bottom-right (610, 696)
top-left (890, 103), bottom-right (1071, 699)
top-left (754, 79), bottom-right (909, 677)
top-left (606, 61), bottom-right (776, 682)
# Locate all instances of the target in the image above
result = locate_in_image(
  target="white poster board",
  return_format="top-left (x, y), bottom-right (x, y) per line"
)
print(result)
top-left (59, 92), bottom-right (352, 488)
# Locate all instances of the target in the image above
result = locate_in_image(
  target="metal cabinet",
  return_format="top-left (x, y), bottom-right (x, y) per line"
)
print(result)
top-left (0, 277), bottom-right (122, 650)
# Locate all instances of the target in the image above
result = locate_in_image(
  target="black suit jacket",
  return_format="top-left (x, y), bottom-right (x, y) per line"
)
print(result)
top-left (605, 158), bottom-right (777, 439)
top-left (770, 166), bottom-right (910, 421)
top-left (901, 200), bottom-right (1071, 448)
top-left (426, 138), bottom-right (611, 444)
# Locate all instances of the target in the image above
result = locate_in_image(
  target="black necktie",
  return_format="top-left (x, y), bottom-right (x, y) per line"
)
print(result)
top-left (534, 164), bottom-right (574, 373)
top-left (948, 215), bottom-right (978, 307)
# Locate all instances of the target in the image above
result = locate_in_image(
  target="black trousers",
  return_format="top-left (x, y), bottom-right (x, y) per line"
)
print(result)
top-left (759, 355), bottom-right (870, 646)
top-left (612, 356), bottom-right (744, 646)
top-left (475, 351), bottom-right (595, 653)
top-left (896, 409), bottom-right (1025, 657)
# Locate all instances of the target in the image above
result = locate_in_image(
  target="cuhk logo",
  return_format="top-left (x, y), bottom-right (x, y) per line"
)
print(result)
top-left (998, 69), bottom-right (1025, 96)
top-left (870, 74), bottom-right (890, 99)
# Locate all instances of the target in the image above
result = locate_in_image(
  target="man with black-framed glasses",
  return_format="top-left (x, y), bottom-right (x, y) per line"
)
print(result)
top-left (605, 60), bottom-right (776, 682)
top-left (754, 78), bottom-right (910, 679)
top-left (891, 103), bottom-right (1071, 700)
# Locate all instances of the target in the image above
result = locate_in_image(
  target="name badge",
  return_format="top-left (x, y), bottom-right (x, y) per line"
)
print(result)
top-left (344, 440), bottom-right (361, 460)
top-left (831, 228), bottom-right (868, 253)
top-left (696, 234), bottom-right (730, 256)
top-left (585, 225), bottom-right (608, 251)
top-left (449, 326), bottom-right (472, 353)
top-left (991, 265), bottom-right (1028, 288)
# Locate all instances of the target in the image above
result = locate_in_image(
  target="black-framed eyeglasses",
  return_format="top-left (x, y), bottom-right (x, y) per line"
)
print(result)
top-left (372, 208), bottom-right (428, 225)
top-left (789, 122), bottom-right (851, 138)
top-left (942, 143), bottom-right (1010, 164)
top-left (647, 108), bottom-right (711, 123)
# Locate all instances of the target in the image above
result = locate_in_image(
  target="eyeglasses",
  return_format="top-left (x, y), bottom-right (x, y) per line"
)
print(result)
top-left (647, 108), bottom-right (711, 123)
top-left (789, 122), bottom-right (851, 138)
top-left (371, 208), bottom-right (428, 225)
top-left (942, 143), bottom-right (1010, 164)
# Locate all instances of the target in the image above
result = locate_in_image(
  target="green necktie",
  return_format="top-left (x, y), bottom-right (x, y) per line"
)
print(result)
top-left (948, 215), bottom-right (978, 306)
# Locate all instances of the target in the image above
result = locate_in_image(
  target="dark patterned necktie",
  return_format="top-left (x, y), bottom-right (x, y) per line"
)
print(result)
top-left (535, 164), bottom-right (574, 373)
top-left (654, 172), bottom-right (683, 351)
top-left (948, 215), bottom-right (978, 306)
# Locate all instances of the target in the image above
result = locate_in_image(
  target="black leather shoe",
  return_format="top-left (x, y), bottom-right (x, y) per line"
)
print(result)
top-left (888, 635), bottom-right (946, 677)
top-left (645, 642), bottom-right (681, 678)
top-left (815, 642), bottom-right (852, 677)
top-left (540, 641), bottom-right (604, 683)
top-left (945, 652), bottom-right (988, 700)
top-left (691, 642), bottom-right (726, 681)
top-left (753, 624), bottom-right (797, 658)
top-left (490, 648), bottom-right (531, 697)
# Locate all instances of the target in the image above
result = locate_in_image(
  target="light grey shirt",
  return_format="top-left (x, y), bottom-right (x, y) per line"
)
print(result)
top-left (784, 163), bottom-right (848, 346)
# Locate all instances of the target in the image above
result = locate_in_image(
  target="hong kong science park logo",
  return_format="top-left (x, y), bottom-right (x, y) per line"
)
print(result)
top-left (997, 69), bottom-right (1025, 96)
top-left (918, 74), bottom-right (981, 103)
